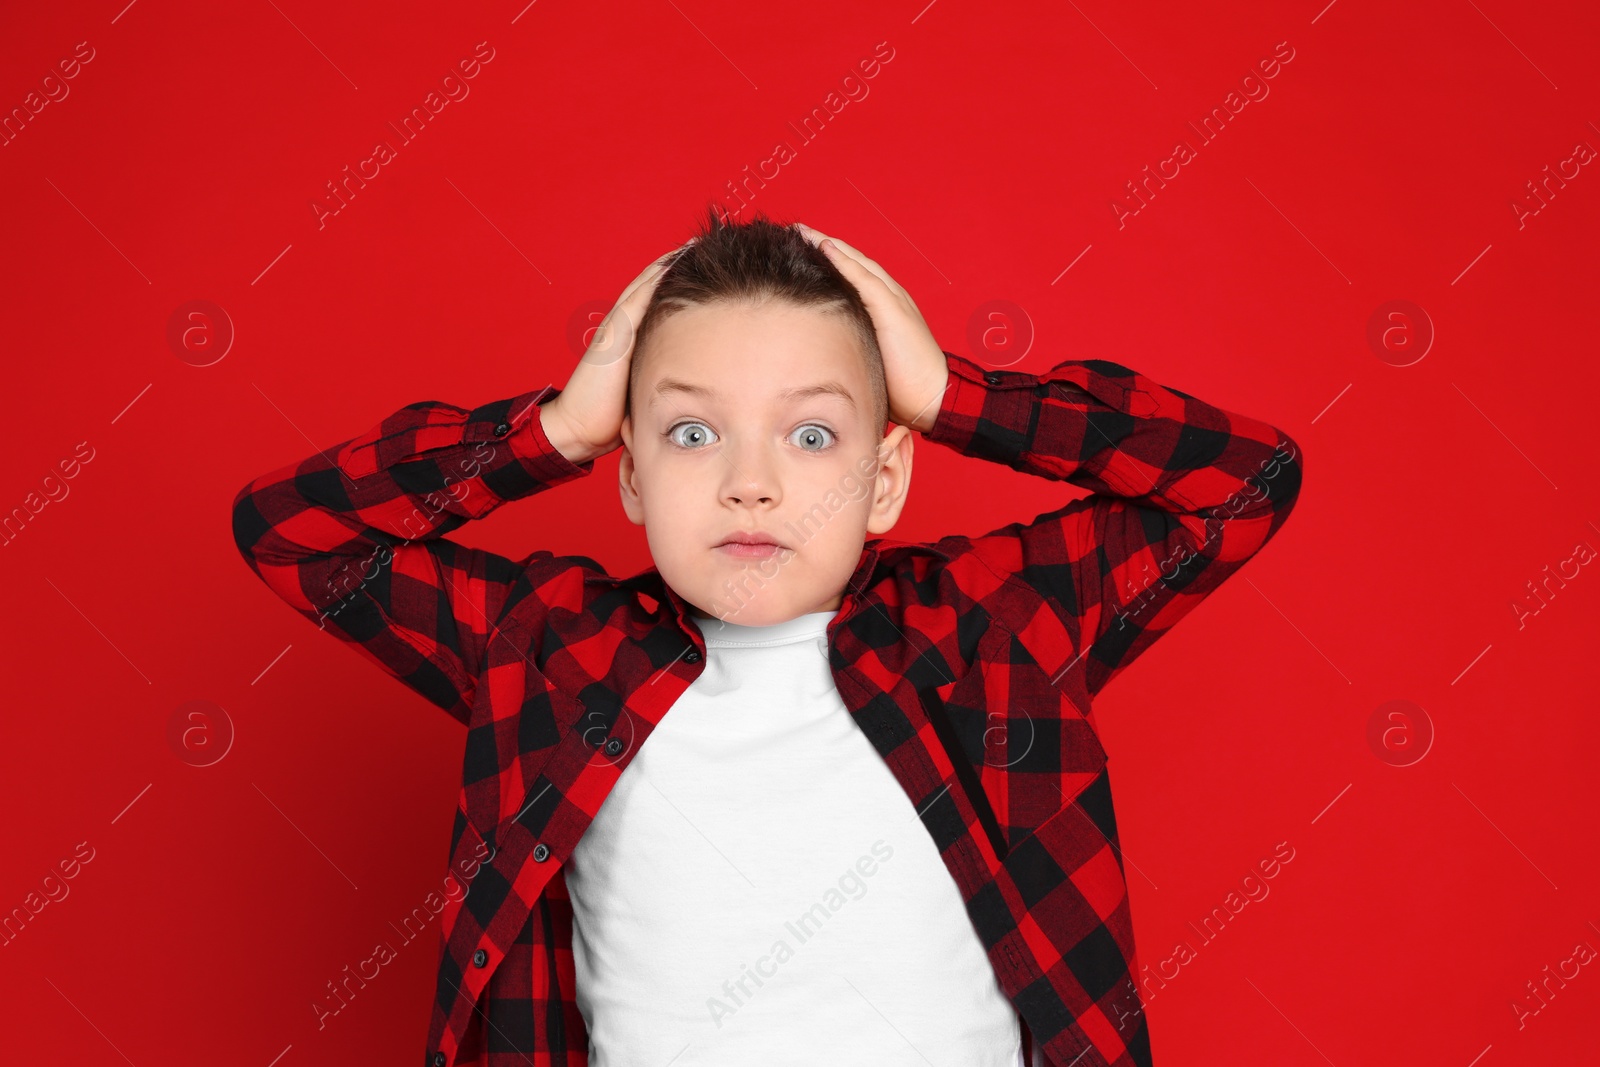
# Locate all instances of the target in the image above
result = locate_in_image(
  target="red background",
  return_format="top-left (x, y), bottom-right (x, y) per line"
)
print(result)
top-left (3, 2), bottom-right (1597, 1064)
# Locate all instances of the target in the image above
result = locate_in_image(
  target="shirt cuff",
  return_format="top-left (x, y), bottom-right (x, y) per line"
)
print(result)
top-left (463, 385), bottom-right (595, 488)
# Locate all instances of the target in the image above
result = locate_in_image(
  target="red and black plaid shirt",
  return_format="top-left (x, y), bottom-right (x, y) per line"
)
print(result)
top-left (232, 349), bottom-right (1303, 1067)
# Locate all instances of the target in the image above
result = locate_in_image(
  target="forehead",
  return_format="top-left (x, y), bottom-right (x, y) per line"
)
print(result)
top-left (639, 300), bottom-right (868, 412)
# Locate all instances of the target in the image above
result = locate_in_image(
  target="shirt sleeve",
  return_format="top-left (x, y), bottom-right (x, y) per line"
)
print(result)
top-left (230, 383), bottom-right (594, 726)
top-left (920, 350), bottom-right (1304, 699)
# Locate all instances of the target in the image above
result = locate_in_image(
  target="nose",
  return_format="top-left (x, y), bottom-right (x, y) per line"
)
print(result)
top-left (717, 438), bottom-right (781, 509)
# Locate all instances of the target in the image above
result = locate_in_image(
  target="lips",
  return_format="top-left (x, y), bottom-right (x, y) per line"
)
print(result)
top-left (716, 531), bottom-right (785, 548)
top-left (714, 531), bottom-right (790, 560)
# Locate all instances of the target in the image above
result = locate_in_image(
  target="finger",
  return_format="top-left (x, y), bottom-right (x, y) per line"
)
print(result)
top-left (816, 238), bottom-right (900, 308)
top-left (797, 226), bottom-right (909, 308)
top-left (591, 259), bottom-right (670, 364)
top-left (632, 238), bottom-right (697, 300)
top-left (657, 236), bottom-right (695, 266)
top-left (618, 267), bottom-right (667, 322)
top-left (622, 236), bottom-right (693, 294)
top-left (617, 254), bottom-right (674, 305)
top-left (815, 235), bottom-right (903, 298)
top-left (796, 224), bottom-right (859, 267)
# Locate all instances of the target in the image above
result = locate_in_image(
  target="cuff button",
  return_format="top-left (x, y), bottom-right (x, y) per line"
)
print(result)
top-left (492, 421), bottom-right (512, 438)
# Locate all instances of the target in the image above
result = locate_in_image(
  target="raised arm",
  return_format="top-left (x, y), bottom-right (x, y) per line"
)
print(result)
top-left (231, 249), bottom-right (684, 724)
top-left (793, 222), bottom-right (1303, 698)
top-left (230, 386), bottom-right (595, 725)
top-left (921, 349), bottom-right (1303, 698)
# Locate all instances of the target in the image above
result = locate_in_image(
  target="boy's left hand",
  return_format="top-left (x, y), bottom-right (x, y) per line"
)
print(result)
top-left (795, 223), bottom-right (950, 434)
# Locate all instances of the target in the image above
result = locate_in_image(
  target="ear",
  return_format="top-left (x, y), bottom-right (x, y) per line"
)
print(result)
top-left (864, 423), bottom-right (915, 535)
top-left (617, 415), bottom-right (645, 526)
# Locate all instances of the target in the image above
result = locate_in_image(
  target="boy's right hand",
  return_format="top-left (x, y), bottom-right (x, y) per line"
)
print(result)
top-left (540, 244), bottom-right (687, 464)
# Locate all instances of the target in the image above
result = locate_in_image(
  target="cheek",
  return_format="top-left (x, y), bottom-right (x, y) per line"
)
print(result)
top-left (790, 465), bottom-right (872, 542)
top-left (832, 462), bottom-right (876, 507)
top-left (810, 454), bottom-right (876, 509)
top-left (647, 482), bottom-right (700, 525)
top-left (641, 466), bottom-right (716, 541)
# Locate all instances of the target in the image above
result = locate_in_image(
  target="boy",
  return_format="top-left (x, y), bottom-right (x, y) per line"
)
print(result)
top-left (232, 208), bottom-right (1303, 1067)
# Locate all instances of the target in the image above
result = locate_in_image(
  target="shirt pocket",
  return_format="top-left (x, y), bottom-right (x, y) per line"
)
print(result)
top-left (932, 623), bottom-right (1108, 854)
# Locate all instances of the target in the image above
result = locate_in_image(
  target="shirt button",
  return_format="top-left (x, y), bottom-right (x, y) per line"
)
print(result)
top-left (684, 650), bottom-right (701, 663)
top-left (492, 421), bottom-right (512, 438)
top-left (472, 948), bottom-right (488, 967)
top-left (984, 372), bottom-right (1003, 386)
top-left (532, 843), bottom-right (550, 862)
top-left (604, 737), bottom-right (624, 756)
top-left (432, 1053), bottom-right (447, 1066)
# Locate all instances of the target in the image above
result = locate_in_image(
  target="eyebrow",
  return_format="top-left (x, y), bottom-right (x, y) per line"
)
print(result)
top-left (649, 377), bottom-right (858, 412)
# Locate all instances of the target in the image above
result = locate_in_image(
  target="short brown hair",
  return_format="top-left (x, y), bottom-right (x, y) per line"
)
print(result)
top-left (626, 204), bottom-right (889, 437)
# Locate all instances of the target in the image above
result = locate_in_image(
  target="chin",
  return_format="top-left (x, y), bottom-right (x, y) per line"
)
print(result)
top-left (690, 582), bottom-right (795, 625)
top-left (696, 598), bottom-right (778, 626)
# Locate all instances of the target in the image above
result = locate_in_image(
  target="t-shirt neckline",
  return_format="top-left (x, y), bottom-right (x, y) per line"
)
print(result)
top-left (695, 608), bottom-right (838, 648)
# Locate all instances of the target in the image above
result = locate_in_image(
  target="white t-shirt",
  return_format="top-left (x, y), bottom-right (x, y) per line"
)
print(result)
top-left (562, 607), bottom-right (1025, 1067)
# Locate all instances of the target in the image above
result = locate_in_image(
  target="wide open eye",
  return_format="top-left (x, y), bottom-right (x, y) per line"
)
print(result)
top-left (790, 424), bottom-right (836, 452)
top-left (664, 421), bottom-right (718, 449)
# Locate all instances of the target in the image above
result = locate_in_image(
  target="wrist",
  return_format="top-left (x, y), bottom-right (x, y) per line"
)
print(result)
top-left (538, 401), bottom-right (602, 466)
top-left (906, 366), bottom-right (951, 434)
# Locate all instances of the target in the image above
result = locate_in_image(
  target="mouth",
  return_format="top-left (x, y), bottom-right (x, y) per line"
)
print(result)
top-left (715, 532), bottom-right (789, 560)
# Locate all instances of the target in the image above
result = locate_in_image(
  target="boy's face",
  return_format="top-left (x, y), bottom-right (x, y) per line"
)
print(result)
top-left (618, 299), bottom-right (915, 627)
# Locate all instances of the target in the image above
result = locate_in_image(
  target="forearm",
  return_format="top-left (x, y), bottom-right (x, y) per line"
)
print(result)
top-left (232, 383), bottom-right (592, 620)
top-left (922, 350), bottom-right (1301, 542)
top-left (918, 349), bottom-right (1303, 694)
